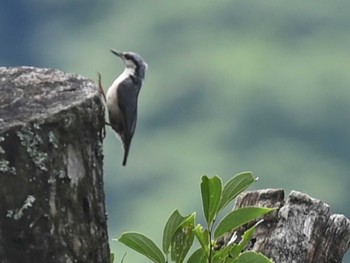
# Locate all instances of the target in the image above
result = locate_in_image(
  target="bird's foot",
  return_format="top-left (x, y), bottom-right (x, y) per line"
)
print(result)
top-left (99, 121), bottom-right (112, 141)
top-left (101, 124), bottom-right (106, 140)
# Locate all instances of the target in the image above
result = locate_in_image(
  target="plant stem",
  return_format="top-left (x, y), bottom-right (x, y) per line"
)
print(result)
top-left (207, 220), bottom-right (215, 263)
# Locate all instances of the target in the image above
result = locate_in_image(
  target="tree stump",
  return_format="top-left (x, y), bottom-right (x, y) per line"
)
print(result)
top-left (227, 189), bottom-right (350, 263)
top-left (0, 67), bottom-right (109, 263)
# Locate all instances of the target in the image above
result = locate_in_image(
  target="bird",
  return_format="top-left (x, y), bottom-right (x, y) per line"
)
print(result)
top-left (106, 49), bottom-right (148, 166)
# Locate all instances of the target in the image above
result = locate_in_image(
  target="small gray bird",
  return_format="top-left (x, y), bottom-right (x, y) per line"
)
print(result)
top-left (106, 49), bottom-right (148, 166)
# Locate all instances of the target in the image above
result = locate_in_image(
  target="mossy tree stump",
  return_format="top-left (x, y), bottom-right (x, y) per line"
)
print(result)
top-left (221, 189), bottom-right (350, 263)
top-left (0, 67), bottom-right (109, 263)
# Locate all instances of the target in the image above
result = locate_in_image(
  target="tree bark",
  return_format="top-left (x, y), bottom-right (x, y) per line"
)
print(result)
top-left (226, 189), bottom-right (350, 263)
top-left (0, 67), bottom-right (109, 263)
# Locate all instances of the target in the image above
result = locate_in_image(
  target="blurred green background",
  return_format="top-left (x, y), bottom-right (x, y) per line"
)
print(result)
top-left (1, 1), bottom-right (349, 262)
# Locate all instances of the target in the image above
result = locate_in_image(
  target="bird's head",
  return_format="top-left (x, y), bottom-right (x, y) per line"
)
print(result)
top-left (111, 49), bottom-right (148, 79)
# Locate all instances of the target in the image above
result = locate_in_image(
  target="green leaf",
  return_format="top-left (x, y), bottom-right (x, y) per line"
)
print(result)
top-left (171, 214), bottom-right (195, 263)
top-left (212, 245), bottom-right (233, 263)
top-left (187, 248), bottom-right (207, 263)
top-left (201, 175), bottom-right (223, 226)
top-left (120, 253), bottom-right (127, 263)
top-left (214, 207), bottom-right (274, 239)
top-left (232, 251), bottom-right (273, 263)
top-left (119, 232), bottom-right (165, 263)
top-left (163, 210), bottom-right (188, 254)
top-left (193, 224), bottom-right (210, 254)
top-left (228, 220), bottom-right (261, 259)
top-left (109, 253), bottom-right (114, 263)
top-left (218, 172), bottom-right (256, 211)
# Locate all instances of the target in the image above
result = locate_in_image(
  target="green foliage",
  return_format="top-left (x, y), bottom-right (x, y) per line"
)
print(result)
top-left (231, 251), bottom-right (272, 263)
top-left (218, 172), bottom-right (256, 211)
top-left (214, 207), bottom-right (274, 239)
top-left (117, 172), bottom-right (274, 263)
top-left (193, 225), bottom-right (210, 254)
top-left (163, 210), bottom-right (195, 255)
top-left (187, 248), bottom-right (207, 263)
top-left (201, 176), bottom-right (222, 227)
top-left (119, 232), bottom-right (165, 263)
top-left (170, 213), bottom-right (195, 263)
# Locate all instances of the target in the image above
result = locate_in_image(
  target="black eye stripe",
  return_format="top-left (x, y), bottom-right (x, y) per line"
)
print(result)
top-left (124, 55), bottom-right (139, 66)
top-left (124, 54), bottom-right (132, 60)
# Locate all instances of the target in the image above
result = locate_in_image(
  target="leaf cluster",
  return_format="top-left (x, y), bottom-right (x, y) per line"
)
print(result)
top-left (116, 172), bottom-right (275, 263)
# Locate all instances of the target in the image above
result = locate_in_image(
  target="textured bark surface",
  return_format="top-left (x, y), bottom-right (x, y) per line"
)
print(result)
top-left (229, 189), bottom-right (350, 263)
top-left (0, 67), bottom-right (109, 263)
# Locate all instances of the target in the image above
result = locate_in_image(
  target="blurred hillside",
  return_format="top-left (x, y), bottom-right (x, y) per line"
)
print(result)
top-left (1, 1), bottom-right (349, 262)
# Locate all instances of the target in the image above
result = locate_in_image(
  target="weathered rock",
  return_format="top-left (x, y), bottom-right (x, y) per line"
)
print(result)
top-left (0, 67), bottom-right (109, 263)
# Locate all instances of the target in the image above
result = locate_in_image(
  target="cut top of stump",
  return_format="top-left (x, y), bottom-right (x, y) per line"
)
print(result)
top-left (0, 66), bottom-right (100, 129)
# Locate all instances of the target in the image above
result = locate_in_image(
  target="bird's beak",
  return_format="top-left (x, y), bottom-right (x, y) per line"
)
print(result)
top-left (110, 49), bottom-right (123, 58)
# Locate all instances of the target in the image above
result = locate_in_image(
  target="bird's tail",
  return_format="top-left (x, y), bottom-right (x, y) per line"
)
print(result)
top-left (122, 139), bottom-right (131, 166)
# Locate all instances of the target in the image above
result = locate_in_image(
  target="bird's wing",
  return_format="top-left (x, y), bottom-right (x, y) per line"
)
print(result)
top-left (117, 78), bottom-right (141, 139)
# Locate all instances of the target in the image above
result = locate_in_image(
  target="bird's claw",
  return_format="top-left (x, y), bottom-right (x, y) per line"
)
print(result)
top-left (101, 124), bottom-right (106, 140)
top-left (99, 120), bottom-right (111, 141)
